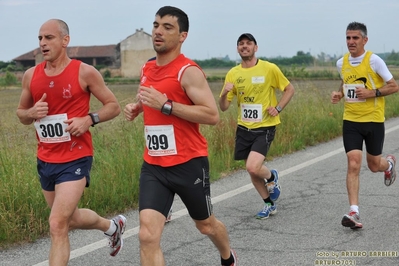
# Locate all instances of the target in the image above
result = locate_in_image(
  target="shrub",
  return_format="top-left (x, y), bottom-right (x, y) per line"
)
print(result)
top-left (0, 71), bottom-right (17, 87)
top-left (103, 69), bottom-right (111, 78)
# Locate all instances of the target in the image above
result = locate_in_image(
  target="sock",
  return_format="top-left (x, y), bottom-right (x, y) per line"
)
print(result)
top-left (220, 251), bottom-right (234, 266)
top-left (350, 205), bottom-right (359, 214)
top-left (268, 172), bottom-right (275, 182)
top-left (104, 219), bottom-right (117, 236)
top-left (263, 197), bottom-right (274, 206)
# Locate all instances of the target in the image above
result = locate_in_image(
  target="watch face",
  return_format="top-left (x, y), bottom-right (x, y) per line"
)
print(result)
top-left (93, 114), bottom-right (100, 123)
top-left (90, 113), bottom-right (100, 124)
top-left (161, 103), bottom-right (172, 115)
top-left (161, 100), bottom-right (173, 115)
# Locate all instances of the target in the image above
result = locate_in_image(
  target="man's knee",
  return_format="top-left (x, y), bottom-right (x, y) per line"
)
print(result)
top-left (139, 212), bottom-right (163, 246)
top-left (139, 226), bottom-right (162, 248)
top-left (48, 216), bottom-right (69, 237)
top-left (195, 216), bottom-right (218, 236)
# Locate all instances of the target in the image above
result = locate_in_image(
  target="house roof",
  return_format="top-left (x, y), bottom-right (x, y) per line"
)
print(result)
top-left (67, 45), bottom-right (117, 58)
top-left (13, 44), bottom-right (117, 61)
top-left (13, 49), bottom-right (39, 61)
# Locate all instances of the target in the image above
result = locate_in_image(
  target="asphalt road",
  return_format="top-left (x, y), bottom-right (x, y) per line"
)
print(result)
top-left (2, 118), bottom-right (399, 266)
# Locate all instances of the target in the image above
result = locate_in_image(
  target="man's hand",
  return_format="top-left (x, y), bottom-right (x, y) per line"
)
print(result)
top-left (266, 106), bottom-right (279, 117)
top-left (124, 103), bottom-right (142, 121)
top-left (64, 116), bottom-right (92, 137)
top-left (138, 86), bottom-right (167, 110)
top-left (31, 93), bottom-right (49, 119)
top-left (355, 87), bottom-right (372, 100)
top-left (331, 91), bottom-right (343, 104)
top-left (221, 83), bottom-right (234, 97)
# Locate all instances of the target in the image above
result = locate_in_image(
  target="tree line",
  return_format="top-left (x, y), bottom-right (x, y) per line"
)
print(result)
top-left (194, 50), bottom-right (399, 68)
top-left (2, 50), bottom-right (399, 72)
top-left (1, 50), bottom-right (399, 86)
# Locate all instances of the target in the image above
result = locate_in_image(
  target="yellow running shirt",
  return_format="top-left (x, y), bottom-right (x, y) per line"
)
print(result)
top-left (341, 51), bottom-right (385, 122)
top-left (221, 60), bottom-right (290, 128)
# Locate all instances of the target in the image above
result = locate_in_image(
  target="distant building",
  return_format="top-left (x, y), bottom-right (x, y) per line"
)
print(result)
top-left (13, 45), bottom-right (118, 69)
top-left (119, 28), bottom-right (155, 77)
top-left (12, 28), bottom-right (155, 78)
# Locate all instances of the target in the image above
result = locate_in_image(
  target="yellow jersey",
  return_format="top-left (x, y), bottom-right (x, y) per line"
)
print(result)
top-left (221, 59), bottom-right (290, 128)
top-left (341, 51), bottom-right (385, 122)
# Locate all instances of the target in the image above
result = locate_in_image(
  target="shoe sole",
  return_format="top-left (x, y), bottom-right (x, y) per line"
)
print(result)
top-left (255, 209), bottom-right (277, 220)
top-left (110, 241), bottom-right (123, 257)
top-left (231, 249), bottom-right (238, 266)
top-left (341, 216), bottom-right (362, 229)
top-left (110, 215), bottom-right (127, 256)
top-left (384, 155), bottom-right (396, 186)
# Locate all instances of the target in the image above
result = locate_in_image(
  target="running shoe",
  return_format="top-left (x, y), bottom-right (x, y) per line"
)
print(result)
top-left (255, 203), bottom-right (277, 219)
top-left (265, 169), bottom-right (281, 201)
top-left (384, 155), bottom-right (396, 186)
top-left (229, 249), bottom-right (238, 266)
top-left (341, 211), bottom-right (362, 229)
top-left (165, 207), bottom-right (172, 223)
top-left (107, 215), bottom-right (127, 256)
top-left (221, 249), bottom-right (238, 266)
top-left (231, 249), bottom-right (238, 266)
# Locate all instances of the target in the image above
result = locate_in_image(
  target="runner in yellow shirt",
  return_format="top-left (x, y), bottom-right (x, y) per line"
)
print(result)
top-left (219, 33), bottom-right (295, 219)
top-left (331, 21), bottom-right (399, 229)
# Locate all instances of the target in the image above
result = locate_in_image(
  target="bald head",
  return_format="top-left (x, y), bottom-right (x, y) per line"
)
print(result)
top-left (38, 19), bottom-right (71, 61)
top-left (41, 19), bottom-right (69, 37)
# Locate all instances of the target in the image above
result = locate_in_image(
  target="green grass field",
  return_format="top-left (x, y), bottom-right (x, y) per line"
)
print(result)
top-left (2, 76), bottom-right (399, 249)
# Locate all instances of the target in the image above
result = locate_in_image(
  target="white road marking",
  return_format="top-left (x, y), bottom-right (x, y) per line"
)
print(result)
top-left (33, 123), bottom-right (399, 265)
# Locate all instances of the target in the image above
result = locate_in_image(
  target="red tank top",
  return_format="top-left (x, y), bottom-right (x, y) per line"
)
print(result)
top-left (31, 59), bottom-right (93, 163)
top-left (140, 54), bottom-right (208, 167)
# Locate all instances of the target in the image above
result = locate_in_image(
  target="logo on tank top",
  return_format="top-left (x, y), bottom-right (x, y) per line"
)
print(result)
top-left (63, 84), bottom-right (72, 99)
top-left (140, 76), bottom-right (147, 85)
top-left (344, 76), bottom-right (368, 89)
top-left (49, 81), bottom-right (54, 88)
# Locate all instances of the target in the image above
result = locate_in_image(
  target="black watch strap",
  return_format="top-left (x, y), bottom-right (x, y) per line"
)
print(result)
top-left (89, 113), bottom-right (100, 127)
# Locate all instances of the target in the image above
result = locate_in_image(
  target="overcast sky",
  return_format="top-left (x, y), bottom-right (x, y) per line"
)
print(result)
top-left (0, 0), bottom-right (398, 62)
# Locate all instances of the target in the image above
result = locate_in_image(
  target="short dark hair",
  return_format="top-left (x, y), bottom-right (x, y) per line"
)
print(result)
top-left (346, 22), bottom-right (367, 37)
top-left (156, 6), bottom-right (189, 33)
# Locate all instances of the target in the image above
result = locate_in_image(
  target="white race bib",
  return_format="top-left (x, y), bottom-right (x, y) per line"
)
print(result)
top-left (145, 125), bottom-right (177, 156)
top-left (241, 103), bottom-right (263, 122)
top-left (343, 84), bottom-right (366, 103)
top-left (34, 113), bottom-right (71, 143)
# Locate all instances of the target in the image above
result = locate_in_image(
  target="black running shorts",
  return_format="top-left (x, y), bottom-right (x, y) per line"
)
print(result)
top-left (234, 125), bottom-right (276, 160)
top-left (342, 120), bottom-right (385, 156)
top-left (139, 156), bottom-right (213, 220)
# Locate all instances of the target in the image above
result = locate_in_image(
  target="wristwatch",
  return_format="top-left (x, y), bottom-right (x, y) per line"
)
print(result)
top-left (88, 113), bottom-right (100, 127)
top-left (375, 89), bottom-right (382, 97)
top-left (275, 106), bottom-right (282, 113)
top-left (161, 99), bottom-right (173, 115)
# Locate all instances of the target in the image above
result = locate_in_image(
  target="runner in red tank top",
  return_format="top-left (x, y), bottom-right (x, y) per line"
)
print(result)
top-left (16, 19), bottom-right (126, 265)
top-left (124, 6), bottom-right (237, 266)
